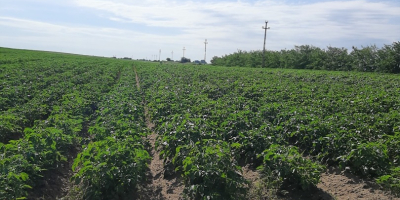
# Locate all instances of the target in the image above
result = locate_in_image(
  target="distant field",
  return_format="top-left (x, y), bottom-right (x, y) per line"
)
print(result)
top-left (1, 47), bottom-right (399, 199)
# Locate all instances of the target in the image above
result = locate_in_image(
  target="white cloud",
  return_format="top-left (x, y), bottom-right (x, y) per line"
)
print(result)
top-left (1, 0), bottom-right (399, 61)
top-left (71, 0), bottom-right (400, 49)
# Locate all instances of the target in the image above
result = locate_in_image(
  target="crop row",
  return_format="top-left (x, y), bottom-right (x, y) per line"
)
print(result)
top-left (70, 66), bottom-right (150, 199)
top-left (2, 47), bottom-right (399, 199)
top-left (0, 48), bottom-right (139, 199)
top-left (137, 62), bottom-right (400, 198)
top-left (0, 49), bottom-right (121, 144)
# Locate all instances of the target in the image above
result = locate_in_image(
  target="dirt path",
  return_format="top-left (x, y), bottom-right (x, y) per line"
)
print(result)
top-left (133, 66), bottom-right (184, 200)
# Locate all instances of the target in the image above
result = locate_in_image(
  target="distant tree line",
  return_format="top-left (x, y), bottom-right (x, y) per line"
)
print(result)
top-left (181, 57), bottom-right (191, 63)
top-left (211, 41), bottom-right (400, 73)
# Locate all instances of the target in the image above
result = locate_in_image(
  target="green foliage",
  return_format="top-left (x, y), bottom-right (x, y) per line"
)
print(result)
top-left (0, 47), bottom-right (132, 199)
top-left (181, 57), bottom-right (191, 63)
top-left (340, 142), bottom-right (390, 177)
top-left (2, 47), bottom-right (400, 199)
top-left (0, 169), bottom-right (32, 200)
top-left (69, 65), bottom-right (150, 200)
top-left (1, 143), bottom-right (32, 200)
top-left (376, 167), bottom-right (400, 196)
top-left (181, 139), bottom-right (247, 200)
top-left (71, 137), bottom-right (150, 200)
top-left (138, 62), bottom-right (400, 197)
top-left (230, 130), bottom-right (278, 164)
top-left (0, 113), bottom-right (26, 143)
top-left (24, 128), bottom-right (68, 167)
top-left (384, 133), bottom-right (400, 166)
top-left (258, 145), bottom-right (325, 190)
top-left (324, 46), bottom-right (352, 71)
top-left (0, 139), bottom-right (44, 200)
top-left (211, 41), bottom-right (400, 74)
top-left (351, 45), bottom-right (379, 72)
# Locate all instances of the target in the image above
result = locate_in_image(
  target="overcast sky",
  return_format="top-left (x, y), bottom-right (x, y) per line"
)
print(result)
top-left (1, 0), bottom-right (399, 62)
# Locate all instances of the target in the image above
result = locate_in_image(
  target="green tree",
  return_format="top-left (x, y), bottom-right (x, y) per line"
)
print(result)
top-left (324, 46), bottom-right (352, 71)
top-left (376, 42), bottom-right (400, 73)
top-left (351, 45), bottom-right (379, 72)
top-left (181, 57), bottom-right (191, 63)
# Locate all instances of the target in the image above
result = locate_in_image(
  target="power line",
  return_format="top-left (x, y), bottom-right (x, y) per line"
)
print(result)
top-left (204, 39), bottom-right (208, 61)
top-left (262, 21), bottom-right (270, 68)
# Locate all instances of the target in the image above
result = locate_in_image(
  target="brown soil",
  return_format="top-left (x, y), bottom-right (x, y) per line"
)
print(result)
top-left (28, 147), bottom-right (78, 200)
top-left (134, 66), bottom-right (185, 200)
top-left (242, 164), bottom-right (261, 183)
top-left (136, 132), bottom-right (184, 200)
top-left (28, 120), bottom-right (94, 199)
top-left (243, 164), bottom-right (400, 200)
top-left (317, 167), bottom-right (400, 200)
top-left (134, 67), bottom-right (141, 90)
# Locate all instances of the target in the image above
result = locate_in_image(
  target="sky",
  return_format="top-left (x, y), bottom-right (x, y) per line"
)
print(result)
top-left (1, 0), bottom-right (400, 62)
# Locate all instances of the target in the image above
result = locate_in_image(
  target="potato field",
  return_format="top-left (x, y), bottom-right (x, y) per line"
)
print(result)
top-left (1, 47), bottom-right (399, 199)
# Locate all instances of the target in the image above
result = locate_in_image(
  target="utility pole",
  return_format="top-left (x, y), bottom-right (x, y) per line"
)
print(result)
top-left (172, 51), bottom-right (173, 60)
top-left (159, 49), bottom-right (161, 61)
top-left (183, 47), bottom-right (186, 58)
top-left (204, 39), bottom-right (208, 61)
top-left (262, 21), bottom-right (270, 68)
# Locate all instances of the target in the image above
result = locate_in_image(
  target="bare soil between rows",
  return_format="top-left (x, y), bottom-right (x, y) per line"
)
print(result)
top-left (317, 167), bottom-right (399, 200)
top-left (134, 66), bottom-right (185, 199)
